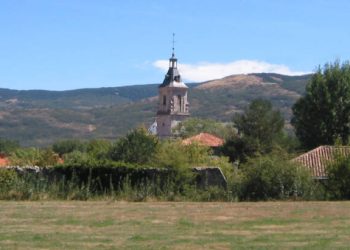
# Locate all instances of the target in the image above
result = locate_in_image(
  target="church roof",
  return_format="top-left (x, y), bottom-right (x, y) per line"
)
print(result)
top-left (159, 54), bottom-right (188, 88)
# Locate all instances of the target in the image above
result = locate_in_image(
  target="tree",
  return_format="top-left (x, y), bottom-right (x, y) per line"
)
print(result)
top-left (222, 99), bottom-right (284, 163)
top-left (326, 154), bottom-right (350, 199)
top-left (221, 136), bottom-right (259, 163)
top-left (292, 61), bottom-right (350, 149)
top-left (233, 99), bottom-right (284, 148)
top-left (109, 127), bottom-right (158, 164)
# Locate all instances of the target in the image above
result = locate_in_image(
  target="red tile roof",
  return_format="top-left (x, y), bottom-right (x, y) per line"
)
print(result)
top-left (0, 156), bottom-right (9, 167)
top-left (292, 146), bottom-right (350, 179)
top-left (182, 133), bottom-right (224, 147)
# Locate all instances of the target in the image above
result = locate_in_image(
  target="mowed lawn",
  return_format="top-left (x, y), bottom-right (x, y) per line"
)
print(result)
top-left (0, 201), bottom-right (350, 249)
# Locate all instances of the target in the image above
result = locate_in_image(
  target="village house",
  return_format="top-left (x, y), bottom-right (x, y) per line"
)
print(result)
top-left (292, 145), bottom-right (350, 180)
top-left (182, 132), bottom-right (224, 147)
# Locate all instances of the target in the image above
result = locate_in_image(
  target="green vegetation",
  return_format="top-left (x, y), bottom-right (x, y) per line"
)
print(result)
top-left (0, 201), bottom-right (350, 249)
top-left (52, 139), bottom-right (87, 157)
top-left (222, 99), bottom-right (287, 163)
top-left (9, 148), bottom-right (59, 166)
top-left (0, 95), bottom-right (345, 202)
top-left (292, 61), bottom-right (350, 149)
top-left (233, 99), bottom-right (284, 149)
top-left (239, 151), bottom-right (319, 200)
top-left (2, 65), bottom-right (350, 201)
top-left (109, 127), bottom-right (158, 164)
top-left (326, 153), bottom-right (350, 200)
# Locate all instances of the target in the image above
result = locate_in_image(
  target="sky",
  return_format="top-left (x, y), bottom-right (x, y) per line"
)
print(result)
top-left (0, 0), bottom-right (349, 90)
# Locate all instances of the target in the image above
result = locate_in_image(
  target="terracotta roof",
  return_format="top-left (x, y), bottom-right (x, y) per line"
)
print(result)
top-left (0, 156), bottom-right (9, 167)
top-left (182, 133), bottom-right (224, 147)
top-left (292, 146), bottom-right (350, 179)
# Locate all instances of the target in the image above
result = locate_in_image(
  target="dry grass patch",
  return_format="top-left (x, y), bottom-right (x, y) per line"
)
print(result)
top-left (0, 201), bottom-right (350, 249)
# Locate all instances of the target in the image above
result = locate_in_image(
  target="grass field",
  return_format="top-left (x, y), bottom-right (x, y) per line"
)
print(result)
top-left (0, 201), bottom-right (350, 249)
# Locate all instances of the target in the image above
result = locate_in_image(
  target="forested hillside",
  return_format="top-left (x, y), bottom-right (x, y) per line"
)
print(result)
top-left (0, 73), bottom-right (311, 146)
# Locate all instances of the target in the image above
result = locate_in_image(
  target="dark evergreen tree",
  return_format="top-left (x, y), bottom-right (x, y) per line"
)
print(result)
top-left (222, 99), bottom-right (284, 163)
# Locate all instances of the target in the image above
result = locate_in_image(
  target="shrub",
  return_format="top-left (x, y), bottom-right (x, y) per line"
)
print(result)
top-left (326, 154), bottom-right (350, 199)
top-left (63, 151), bottom-right (98, 167)
top-left (240, 152), bottom-right (315, 200)
top-left (86, 139), bottom-right (111, 160)
top-left (109, 127), bottom-right (158, 164)
top-left (52, 139), bottom-right (86, 157)
top-left (9, 148), bottom-right (59, 167)
top-left (0, 169), bottom-right (18, 194)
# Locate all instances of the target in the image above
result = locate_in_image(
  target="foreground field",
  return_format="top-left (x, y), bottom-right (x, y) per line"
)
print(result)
top-left (0, 201), bottom-right (350, 249)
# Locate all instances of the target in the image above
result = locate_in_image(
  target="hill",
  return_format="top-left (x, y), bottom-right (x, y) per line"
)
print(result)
top-left (0, 73), bottom-right (311, 146)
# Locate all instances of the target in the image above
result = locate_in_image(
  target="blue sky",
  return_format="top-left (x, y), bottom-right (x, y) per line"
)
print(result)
top-left (0, 0), bottom-right (349, 90)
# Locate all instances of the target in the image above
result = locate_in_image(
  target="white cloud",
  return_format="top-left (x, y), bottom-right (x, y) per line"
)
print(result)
top-left (153, 59), bottom-right (309, 82)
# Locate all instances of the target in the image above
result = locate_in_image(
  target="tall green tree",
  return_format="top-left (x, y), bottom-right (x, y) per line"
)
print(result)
top-left (233, 99), bottom-right (284, 148)
top-left (292, 61), bottom-right (350, 149)
top-left (222, 99), bottom-right (284, 163)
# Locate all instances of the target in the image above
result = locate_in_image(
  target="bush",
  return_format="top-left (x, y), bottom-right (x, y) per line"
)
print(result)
top-left (239, 152), bottom-right (315, 200)
top-left (109, 127), bottom-right (158, 164)
top-left (86, 139), bottom-right (111, 160)
top-left (326, 154), bottom-right (350, 199)
top-left (52, 139), bottom-right (86, 157)
top-left (0, 169), bottom-right (18, 194)
top-left (9, 148), bottom-right (59, 167)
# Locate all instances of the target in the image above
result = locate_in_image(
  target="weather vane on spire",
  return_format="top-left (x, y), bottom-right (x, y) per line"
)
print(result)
top-left (172, 33), bottom-right (175, 57)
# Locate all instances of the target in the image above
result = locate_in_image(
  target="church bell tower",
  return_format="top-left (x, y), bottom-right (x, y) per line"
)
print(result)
top-left (156, 40), bottom-right (189, 138)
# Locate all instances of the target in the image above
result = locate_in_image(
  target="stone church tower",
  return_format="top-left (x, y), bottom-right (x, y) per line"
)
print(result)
top-left (156, 51), bottom-right (189, 138)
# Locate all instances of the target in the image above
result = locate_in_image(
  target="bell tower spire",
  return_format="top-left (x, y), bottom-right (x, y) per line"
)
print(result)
top-left (156, 35), bottom-right (190, 138)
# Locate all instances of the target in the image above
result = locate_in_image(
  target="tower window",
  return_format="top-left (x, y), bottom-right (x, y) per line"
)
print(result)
top-left (178, 95), bottom-right (182, 112)
top-left (163, 96), bottom-right (166, 105)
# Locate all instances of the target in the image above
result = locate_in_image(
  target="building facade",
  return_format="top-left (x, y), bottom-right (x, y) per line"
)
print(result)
top-left (156, 52), bottom-right (189, 138)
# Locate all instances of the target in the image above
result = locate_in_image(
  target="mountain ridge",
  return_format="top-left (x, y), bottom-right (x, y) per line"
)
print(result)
top-left (0, 73), bottom-right (311, 146)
